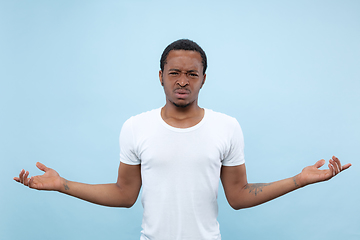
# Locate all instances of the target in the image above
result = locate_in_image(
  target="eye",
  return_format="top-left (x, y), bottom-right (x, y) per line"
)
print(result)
top-left (188, 73), bottom-right (199, 78)
top-left (169, 72), bottom-right (179, 76)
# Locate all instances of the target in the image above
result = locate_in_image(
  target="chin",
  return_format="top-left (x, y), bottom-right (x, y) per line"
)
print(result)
top-left (172, 101), bottom-right (191, 108)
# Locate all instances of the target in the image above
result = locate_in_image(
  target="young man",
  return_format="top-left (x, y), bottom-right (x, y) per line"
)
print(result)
top-left (15, 39), bottom-right (351, 240)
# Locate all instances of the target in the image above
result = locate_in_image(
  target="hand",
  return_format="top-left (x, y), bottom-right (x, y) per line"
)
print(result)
top-left (14, 162), bottom-right (63, 191)
top-left (296, 156), bottom-right (351, 187)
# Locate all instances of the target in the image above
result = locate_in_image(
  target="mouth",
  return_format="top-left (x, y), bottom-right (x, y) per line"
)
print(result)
top-left (174, 89), bottom-right (190, 99)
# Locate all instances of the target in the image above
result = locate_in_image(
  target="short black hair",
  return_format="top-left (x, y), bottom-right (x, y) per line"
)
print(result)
top-left (160, 39), bottom-right (207, 74)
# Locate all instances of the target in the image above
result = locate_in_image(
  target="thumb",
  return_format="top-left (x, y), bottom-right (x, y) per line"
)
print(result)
top-left (314, 159), bottom-right (325, 169)
top-left (36, 162), bottom-right (49, 172)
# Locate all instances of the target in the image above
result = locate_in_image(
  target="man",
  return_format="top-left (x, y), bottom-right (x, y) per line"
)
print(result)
top-left (14, 39), bottom-right (351, 240)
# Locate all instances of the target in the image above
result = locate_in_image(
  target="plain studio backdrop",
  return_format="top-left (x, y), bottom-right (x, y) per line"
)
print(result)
top-left (1, 1), bottom-right (359, 239)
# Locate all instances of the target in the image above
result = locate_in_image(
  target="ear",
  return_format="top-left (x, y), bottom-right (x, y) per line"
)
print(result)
top-left (200, 73), bottom-right (206, 89)
top-left (159, 70), bottom-right (164, 86)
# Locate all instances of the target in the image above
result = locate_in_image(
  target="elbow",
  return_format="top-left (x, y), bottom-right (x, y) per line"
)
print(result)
top-left (227, 198), bottom-right (241, 210)
top-left (112, 191), bottom-right (138, 208)
top-left (114, 182), bottom-right (140, 208)
top-left (231, 206), bottom-right (242, 211)
top-left (227, 197), bottom-right (251, 210)
top-left (120, 204), bottom-right (133, 208)
top-left (229, 200), bottom-right (256, 210)
top-left (122, 198), bottom-right (137, 208)
top-left (228, 202), bottom-right (244, 210)
top-left (113, 199), bottom-right (135, 208)
top-left (230, 203), bottom-right (251, 210)
top-left (113, 195), bottom-right (138, 208)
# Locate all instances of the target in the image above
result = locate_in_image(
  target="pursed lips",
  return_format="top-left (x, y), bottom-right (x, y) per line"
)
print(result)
top-left (174, 88), bottom-right (190, 98)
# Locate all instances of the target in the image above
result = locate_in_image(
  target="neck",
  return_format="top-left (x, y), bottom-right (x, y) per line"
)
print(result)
top-left (161, 102), bottom-right (204, 128)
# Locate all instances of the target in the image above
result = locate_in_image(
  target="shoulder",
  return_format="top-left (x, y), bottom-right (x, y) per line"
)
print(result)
top-left (204, 109), bottom-right (244, 140)
top-left (205, 109), bottom-right (239, 126)
top-left (121, 108), bottom-right (161, 133)
top-left (124, 108), bottom-right (160, 124)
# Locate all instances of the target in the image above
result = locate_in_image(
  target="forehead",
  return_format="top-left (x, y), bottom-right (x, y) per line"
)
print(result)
top-left (164, 50), bottom-right (203, 71)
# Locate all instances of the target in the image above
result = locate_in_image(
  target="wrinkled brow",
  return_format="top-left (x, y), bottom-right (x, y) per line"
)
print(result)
top-left (168, 68), bottom-right (199, 73)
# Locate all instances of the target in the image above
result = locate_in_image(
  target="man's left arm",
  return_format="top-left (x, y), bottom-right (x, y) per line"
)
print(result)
top-left (220, 156), bottom-right (351, 210)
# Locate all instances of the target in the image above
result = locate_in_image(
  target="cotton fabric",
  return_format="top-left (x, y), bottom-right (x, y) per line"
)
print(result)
top-left (119, 108), bottom-right (245, 240)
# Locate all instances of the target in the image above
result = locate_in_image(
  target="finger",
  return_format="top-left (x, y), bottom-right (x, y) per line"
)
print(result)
top-left (332, 156), bottom-right (342, 171)
top-left (331, 156), bottom-right (352, 172)
top-left (19, 169), bottom-right (25, 183)
top-left (36, 162), bottom-right (49, 172)
top-left (329, 159), bottom-right (340, 175)
top-left (328, 163), bottom-right (335, 177)
top-left (341, 163), bottom-right (352, 171)
top-left (23, 171), bottom-right (30, 186)
top-left (13, 177), bottom-right (20, 182)
top-left (314, 159), bottom-right (325, 169)
top-left (28, 177), bottom-right (34, 188)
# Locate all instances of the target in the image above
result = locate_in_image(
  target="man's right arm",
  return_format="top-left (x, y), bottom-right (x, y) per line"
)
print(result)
top-left (14, 162), bottom-right (142, 208)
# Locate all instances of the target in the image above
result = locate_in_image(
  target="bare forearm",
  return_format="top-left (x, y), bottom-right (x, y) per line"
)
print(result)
top-left (222, 157), bottom-right (351, 210)
top-left (58, 178), bottom-right (136, 208)
top-left (229, 175), bottom-right (301, 210)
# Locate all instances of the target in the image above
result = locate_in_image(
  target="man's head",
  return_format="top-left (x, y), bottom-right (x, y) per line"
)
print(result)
top-left (160, 39), bottom-right (207, 75)
top-left (159, 40), bottom-right (207, 109)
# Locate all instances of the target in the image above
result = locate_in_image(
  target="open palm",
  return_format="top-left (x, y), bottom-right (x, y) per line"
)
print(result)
top-left (14, 162), bottom-right (63, 191)
top-left (298, 156), bottom-right (351, 187)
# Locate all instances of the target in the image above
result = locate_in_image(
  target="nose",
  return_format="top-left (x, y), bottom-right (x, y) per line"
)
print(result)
top-left (177, 72), bottom-right (189, 87)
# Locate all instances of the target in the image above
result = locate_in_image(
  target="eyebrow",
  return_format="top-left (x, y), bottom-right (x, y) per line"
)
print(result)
top-left (168, 68), bottom-right (199, 73)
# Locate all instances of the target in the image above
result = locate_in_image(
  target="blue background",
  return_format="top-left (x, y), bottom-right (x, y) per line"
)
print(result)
top-left (1, 1), bottom-right (359, 239)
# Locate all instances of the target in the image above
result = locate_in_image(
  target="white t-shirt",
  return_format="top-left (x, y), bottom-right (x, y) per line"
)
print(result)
top-left (119, 108), bottom-right (245, 240)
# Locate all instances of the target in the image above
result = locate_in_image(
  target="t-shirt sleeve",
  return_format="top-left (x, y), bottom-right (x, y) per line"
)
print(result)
top-left (119, 117), bottom-right (141, 165)
top-left (222, 118), bottom-right (245, 166)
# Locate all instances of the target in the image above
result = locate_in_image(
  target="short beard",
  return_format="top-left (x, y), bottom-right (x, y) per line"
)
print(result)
top-left (171, 101), bottom-right (191, 108)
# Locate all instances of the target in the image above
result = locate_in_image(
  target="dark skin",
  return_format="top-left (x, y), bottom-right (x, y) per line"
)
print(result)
top-left (14, 50), bottom-right (351, 210)
top-left (159, 50), bottom-right (206, 128)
